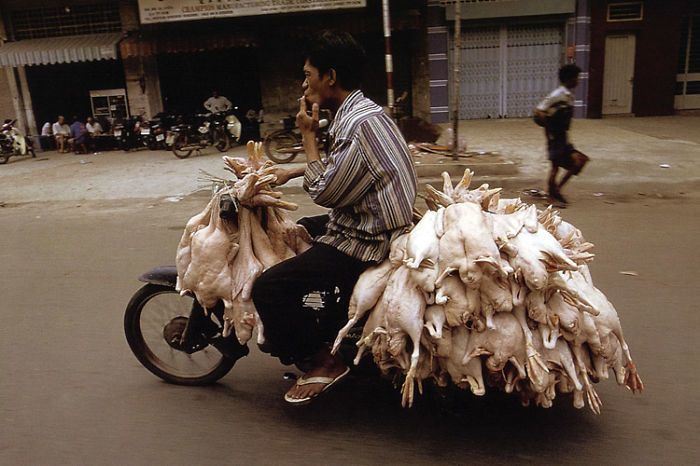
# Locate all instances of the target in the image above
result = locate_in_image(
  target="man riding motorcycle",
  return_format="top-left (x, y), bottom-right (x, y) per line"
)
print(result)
top-left (252, 30), bottom-right (417, 404)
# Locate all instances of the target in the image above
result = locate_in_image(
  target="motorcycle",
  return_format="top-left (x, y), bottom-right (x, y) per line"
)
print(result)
top-left (124, 197), bottom-right (367, 385)
top-left (0, 120), bottom-right (35, 164)
top-left (113, 115), bottom-right (150, 152)
top-left (168, 111), bottom-right (240, 159)
top-left (144, 112), bottom-right (178, 151)
top-left (262, 111), bottom-right (329, 164)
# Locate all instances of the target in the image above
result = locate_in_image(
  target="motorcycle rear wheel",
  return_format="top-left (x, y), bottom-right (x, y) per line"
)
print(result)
top-left (263, 130), bottom-right (302, 163)
top-left (124, 284), bottom-right (235, 385)
top-left (172, 134), bottom-right (194, 159)
top-left (0, 154), bottom-right (9, 164)
top-left (213, 129), bottom-right (230, 153)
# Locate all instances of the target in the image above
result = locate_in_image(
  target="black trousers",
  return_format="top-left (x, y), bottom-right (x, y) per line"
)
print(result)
top-left (252, 215), bottom-right (372, 363)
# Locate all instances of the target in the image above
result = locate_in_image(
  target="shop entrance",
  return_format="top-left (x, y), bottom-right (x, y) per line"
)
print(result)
top-left (449, 23), bottom-right (564, 119)
top-left (157, 48), bottom-right (262, 116)
top-left (25, 59), bottom-right (126, 133)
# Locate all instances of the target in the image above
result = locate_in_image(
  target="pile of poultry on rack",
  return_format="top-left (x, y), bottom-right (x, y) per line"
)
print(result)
top-left (175, 141), bottom-right (643, 413)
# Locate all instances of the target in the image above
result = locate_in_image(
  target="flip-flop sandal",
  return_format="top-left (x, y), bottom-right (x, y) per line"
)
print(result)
top-left (284, 367), bottom-right (351, 405)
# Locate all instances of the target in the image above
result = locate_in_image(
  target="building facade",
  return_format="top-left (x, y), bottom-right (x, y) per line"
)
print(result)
top-left (426, 0), bottom-right (699, 122)
top-left (0, 0), bottom-right (427, 137)
top-left (427, 0), bottom-right (590, 122)
top-left (587, 0), bottom-right (697, 117)
top-left (0, 0), bottom-right (696, 137)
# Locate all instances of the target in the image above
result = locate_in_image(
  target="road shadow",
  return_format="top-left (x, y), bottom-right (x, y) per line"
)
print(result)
top-left (206, 372), bottom-right (597, 461)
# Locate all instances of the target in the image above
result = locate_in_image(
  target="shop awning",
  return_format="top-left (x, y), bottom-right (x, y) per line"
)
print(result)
top-left (0, 33), bottom-right (122, 67)
top-left (120, 31), bottom-right (257, 58)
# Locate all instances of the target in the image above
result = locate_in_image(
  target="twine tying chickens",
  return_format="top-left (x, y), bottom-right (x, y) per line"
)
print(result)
top-left (175, 145), bottom-right (643, 413)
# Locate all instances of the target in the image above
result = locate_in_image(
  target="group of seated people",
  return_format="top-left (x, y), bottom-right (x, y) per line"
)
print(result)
top-left (41, 115), bottom-right (104, 154)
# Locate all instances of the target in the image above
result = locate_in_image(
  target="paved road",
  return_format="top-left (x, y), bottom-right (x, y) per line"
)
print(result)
top-left (0, 191), bottom-right (698, 465)
top-left (1, 115), bottom-right (699, 464)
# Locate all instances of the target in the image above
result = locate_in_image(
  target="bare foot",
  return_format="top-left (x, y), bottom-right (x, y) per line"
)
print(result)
top-left (285, 347), bottom-right (348, 402)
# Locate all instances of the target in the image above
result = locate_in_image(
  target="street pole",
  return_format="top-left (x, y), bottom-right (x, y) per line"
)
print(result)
top-left (382, 0), bottom-right (395, 119)
top-left (452, 0), bottom-right (461, 160)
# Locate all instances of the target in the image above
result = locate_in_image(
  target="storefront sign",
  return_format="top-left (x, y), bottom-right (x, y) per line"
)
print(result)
top-left (138, 0), bottom-right (366, 24)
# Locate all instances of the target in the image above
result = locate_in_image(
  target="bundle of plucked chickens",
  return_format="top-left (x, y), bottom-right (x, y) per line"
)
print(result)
top-left (332, 169), bottom-right (643, 412)
top-left (176, 142), bottom-right (643, 414)
top-left (176, 141), bottom-right (313, 345)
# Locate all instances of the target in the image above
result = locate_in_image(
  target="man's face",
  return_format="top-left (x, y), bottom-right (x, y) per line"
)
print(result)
top-left (302, 59), bottom-right (332, 108)
top-left (58, 116), bottom-right (64, 124)
top-left (212, 91), bottom-right (219, 98)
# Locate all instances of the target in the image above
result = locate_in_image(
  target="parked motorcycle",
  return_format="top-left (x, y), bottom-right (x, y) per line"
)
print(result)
top-left (168, 112), bottom-right (236, 159)
top-left (113, 115), bottom-right (149, 152)
top-left (262, 111), bottom-right (329, 164)
top-left (0, 119), bottom-right (35, 164)
top-left (144, 112), bottom-right (178, 151)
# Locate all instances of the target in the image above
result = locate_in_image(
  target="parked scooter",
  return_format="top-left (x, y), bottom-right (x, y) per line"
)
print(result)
top-left (113, 115), bottom-right (149, 152)
top-left (145, 112), bottom-right (178, 151)
top-left (168, 112), bottom-right (234, 159)
top-left (0, 119), bottom-right (35, 164)
top-left (262, 111), bottom-right (330, 163)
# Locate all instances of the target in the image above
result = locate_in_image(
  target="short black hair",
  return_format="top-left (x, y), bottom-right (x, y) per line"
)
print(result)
top-left (559, 64), bottom-right (582, 84)
top-left (303, 30), bottom-right (366, 91)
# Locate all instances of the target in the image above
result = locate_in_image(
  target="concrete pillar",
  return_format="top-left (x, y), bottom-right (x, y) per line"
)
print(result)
top-left (119, 0), bottom-right (141, 33)
top-left (4, 67), bottom-right (28, 134)
top-left (123, 56), bottom-right (163, 119)
top-left (16, 66), bottom-right (37, 134)
top-left (0, 8), bottom-right (24, 132)
top-left (427, 4), bottom-right (449, 124)
top-left (411, 19), bottom-right (431, 121)
top-left (573, 0), bottom-right (591, 118)
top-left (119, 0), bottom-right (163, 119)
top-left (0, 69), bottom-right (15, 121)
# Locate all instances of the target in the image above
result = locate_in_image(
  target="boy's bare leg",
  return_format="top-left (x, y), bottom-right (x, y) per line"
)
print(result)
top-left (558, 170), bottom-right (575, 190)
top-left (548, 164), bottom-right (568, 204)
top-left (548, 164), bottom-right (559, 195)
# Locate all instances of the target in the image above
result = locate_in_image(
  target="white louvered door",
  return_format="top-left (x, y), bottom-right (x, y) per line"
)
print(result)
top-left (450, 23), bottom-right (564, 119)
top-left (506, 25), bottom-right (563, 117)
top-left (450, 26), bottom-right (502, 119)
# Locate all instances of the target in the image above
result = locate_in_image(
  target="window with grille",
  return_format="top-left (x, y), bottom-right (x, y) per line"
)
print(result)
top-left (9, 4), bottom-right (122, 40)
top-left (607, 2), bottom-right (644, 22)
top-left (677, 15), bottom-right (700, 97)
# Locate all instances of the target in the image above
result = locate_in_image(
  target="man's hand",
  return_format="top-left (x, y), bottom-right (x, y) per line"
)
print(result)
top-left (261, 165), bottom-right (305, 186)
top-left (296, 98), bottom-right (319, 139)
top-left (296, 97), bottom-right (322, 163)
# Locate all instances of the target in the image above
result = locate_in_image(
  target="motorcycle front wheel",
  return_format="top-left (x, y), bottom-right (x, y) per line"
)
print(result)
top-left (263, 130), bottom-right (302, 163)
top-left (124, 284), bottom-right (235, 385)
top-left (172, 133), bottom-right (194, 159)
top-left (213, 128), bottom-right (230, 153)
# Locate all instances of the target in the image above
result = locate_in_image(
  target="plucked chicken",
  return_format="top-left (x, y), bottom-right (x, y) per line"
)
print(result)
top-left (336, 168), bottom-right (643, 412)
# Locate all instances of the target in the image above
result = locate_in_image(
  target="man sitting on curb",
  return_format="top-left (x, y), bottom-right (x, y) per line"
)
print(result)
top-left (52, 115), bottom-right (70, 153)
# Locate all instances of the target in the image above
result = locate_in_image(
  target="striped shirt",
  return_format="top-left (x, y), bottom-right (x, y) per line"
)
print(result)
top-left (303, 90), bottom-right (417, 262)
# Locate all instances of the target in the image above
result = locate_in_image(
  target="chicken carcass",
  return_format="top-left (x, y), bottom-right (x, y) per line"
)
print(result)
top-left (382, 265), bottom-right (427, 407)
top-left (332, 259), bottom-right (395, 354)
top-left (175, 195), bottom-right (218, 293)
top-left (441, 202), bottom-right (506, 287)
top-left (180, 194), bottom-right (239, 319)
top-left (462, 313), bottom-right (528, 384)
